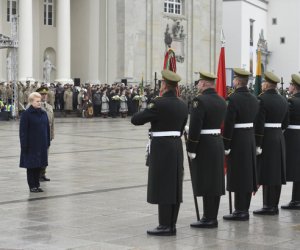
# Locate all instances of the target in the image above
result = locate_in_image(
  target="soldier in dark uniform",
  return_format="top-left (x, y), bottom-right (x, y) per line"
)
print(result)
top-left (281, 74), bottom-right (300, 210)
top-left (131, 70), bottom-right (188, 236)
top-left (186, 71), bottom-right (227, 228)
top-left (253, 72), bottom-right (289, 215)
top-left (222, 68), bottom-right (259, 221)
top-left (36, 87), bottom-right (54, 182)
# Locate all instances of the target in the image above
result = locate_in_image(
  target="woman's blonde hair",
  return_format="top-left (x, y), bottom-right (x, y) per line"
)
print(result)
top-left (28, 92), bottom-right (41, 103)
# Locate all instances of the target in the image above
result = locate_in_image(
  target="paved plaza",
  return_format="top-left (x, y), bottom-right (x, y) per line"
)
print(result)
top-left (0, 117), bottom-right (300, 249)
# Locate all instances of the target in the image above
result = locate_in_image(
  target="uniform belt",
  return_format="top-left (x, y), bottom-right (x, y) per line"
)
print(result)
top-left (264, 123), bottom-right (281, 128)
top-left (200, 129), bottom-right (221, 135)
top-left (151, 131), bottom-right (181, 137)
top-left (234, 123), bottom-right (253, 128)
top-left (287, 125), bottom-right (300, 129)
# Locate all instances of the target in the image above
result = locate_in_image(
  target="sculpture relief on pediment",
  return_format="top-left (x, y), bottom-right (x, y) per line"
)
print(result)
top-left (164, 20), bottom-right (186, 63)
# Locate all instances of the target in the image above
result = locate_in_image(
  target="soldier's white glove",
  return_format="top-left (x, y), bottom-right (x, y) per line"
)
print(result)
top-left (185, 125), bottom-right (189, 134)
top-left (256, 147), bottom-right (262, 155)
top-left (187, 152), bottom-right (196, 159)
top-left (225, 149), bottom-right (231, 155)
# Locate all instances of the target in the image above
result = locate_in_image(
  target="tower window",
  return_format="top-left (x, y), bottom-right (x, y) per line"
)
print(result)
top-left (272, 18), bottom-right (277, 25)
top-left (280, 37), bottom-right (285, 44)
top-left (164, 0), bottom-right (182, 15)
top-left (44, 0), bottom-right (55, 26)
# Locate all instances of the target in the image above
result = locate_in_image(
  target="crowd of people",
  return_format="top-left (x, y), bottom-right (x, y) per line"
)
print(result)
top-left (0, 79), bottom-right (290, 120)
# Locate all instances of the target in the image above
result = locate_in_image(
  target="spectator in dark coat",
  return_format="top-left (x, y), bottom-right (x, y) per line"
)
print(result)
top-left (19, 92), bottom-right (50, 193)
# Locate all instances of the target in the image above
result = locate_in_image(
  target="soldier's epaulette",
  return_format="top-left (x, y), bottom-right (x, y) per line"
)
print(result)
top-left (258, 92), bottom-right (264, 97)
top-left (154, 96), bottom-right (161, 99)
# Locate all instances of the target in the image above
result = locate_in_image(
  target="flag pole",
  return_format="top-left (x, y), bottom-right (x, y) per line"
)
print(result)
top-left (218, 29), bottom-right (232, 214)
top-left (184, 131), bottom-right (200, 221)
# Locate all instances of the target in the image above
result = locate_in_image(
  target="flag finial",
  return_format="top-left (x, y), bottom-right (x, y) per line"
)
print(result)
top-left (221, 29), bottom-right (226, 47)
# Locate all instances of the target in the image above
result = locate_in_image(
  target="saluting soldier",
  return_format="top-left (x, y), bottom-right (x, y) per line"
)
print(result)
top-left (222, 68), bottom-right (259, 221)
top-left (131, 70), bottom-right (188, 236)
top-left (36, 87), bottom-right (54, 181)
top-left (186, 71), bottom-right (227, 228)
top-left (253, 72), bottom-right (289, 215)
top-left (281, 74), bottom-right (300, 210)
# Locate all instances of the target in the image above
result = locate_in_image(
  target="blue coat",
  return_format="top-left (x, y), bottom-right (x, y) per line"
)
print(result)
top-left (19, 106), bottom-right (50, 168)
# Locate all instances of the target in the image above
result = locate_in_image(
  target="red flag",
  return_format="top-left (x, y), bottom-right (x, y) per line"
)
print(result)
top-left (216, 46), bottom-right (227, 98)
top-left (162, 48), bottom-right (180, 96)
top-left (216, 32), bottom-right (228, 174)
top-left (163, 48), bottom-right (177, 73)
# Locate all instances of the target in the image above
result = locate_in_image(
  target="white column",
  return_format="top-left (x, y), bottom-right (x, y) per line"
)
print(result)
top-left (88, 0), bottom-right (100, 83)
top-left (56, 0), bottom-right (72, 83)
top-left (18, 0), bottom-right (33, 82)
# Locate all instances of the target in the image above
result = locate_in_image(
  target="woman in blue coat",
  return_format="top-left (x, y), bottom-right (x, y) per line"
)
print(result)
top-left (19, 92), bottom-right (50, 192)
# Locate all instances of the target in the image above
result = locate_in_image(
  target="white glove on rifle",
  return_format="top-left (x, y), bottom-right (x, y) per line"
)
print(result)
top-left (224, 149), bottom-right (231, 155)
top-left (256, 147), bottom-right (262, 155)
top-left (187, 152), bottom-right (196, 159)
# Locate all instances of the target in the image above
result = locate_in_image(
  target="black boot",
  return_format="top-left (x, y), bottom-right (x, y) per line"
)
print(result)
top-left (253, 206), bottom-right (279, 215)
top-left (223, 210), bottom-right (249, 221)
top-left (281, 201), bottom-right (300, 210)
top-left (147, 225), bottom-right (176, 236)
top-left (253, 185), bottom-right (280, 215)
top-left (40, 176), bottom-right (50, 181)
top-left (191, 196), bottom-right (219, 228)
top-left (281, 182), bottom-right (300, 210)
top-left (190, 217), bottom-right (218, 228)
top-left (224, 192), bottom-right (251, 221)
top-left (148, 204), bottom-right (179, 236)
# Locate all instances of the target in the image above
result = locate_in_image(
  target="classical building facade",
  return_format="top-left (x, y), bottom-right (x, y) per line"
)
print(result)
top-left (0, 0), bottom-right (223, 86)
top-left (223, 0), bottom-right (300, 86)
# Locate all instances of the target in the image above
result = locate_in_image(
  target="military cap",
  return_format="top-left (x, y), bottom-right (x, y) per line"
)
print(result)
top-left (291, 74), bottom-right (300, 86)
top-left (199, 71), bottom-right (217, 81)
top-left (161, 69), bottom-right (181, 84)
top-left (233, 68), bottom-right (251, 78)
top-left (264, 71), bottom-right (280, 84)
top-left (36, 86), bottom-right (49, 94)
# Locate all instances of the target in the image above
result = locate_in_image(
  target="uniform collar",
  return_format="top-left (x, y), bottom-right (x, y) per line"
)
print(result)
top-left (202, 88), bottom-right (217, 95)
top-left (264, 88), bottom-right (278, 94)
top-left (234, 86), bottom-right (249, 93)
top-left (162, 90), bottom-right (177, 97)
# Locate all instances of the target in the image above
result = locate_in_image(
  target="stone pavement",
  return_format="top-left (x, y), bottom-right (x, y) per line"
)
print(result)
top-left (0, 117), bottom-right (299, 250)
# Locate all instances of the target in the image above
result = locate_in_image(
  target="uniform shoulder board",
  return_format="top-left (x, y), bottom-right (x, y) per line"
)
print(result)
top-left (258, 92), bottom-right (263, 97)
top-left (154, 96), bottom-right (161, 99)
